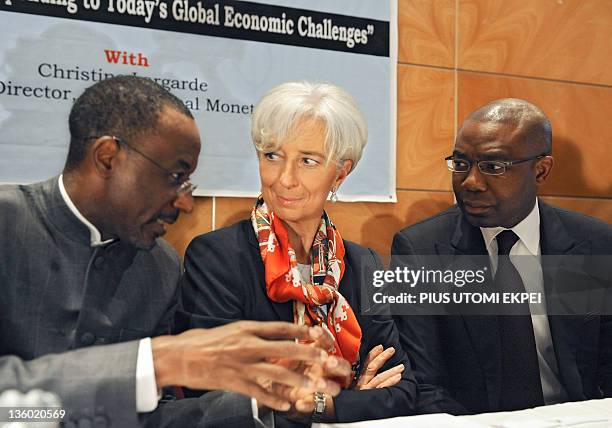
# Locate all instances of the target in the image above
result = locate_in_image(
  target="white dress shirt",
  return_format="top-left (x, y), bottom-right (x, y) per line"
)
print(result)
top-left (58, 175), bottom-right (159, 412)
top-left (480, 199), bottom-right (569, 405)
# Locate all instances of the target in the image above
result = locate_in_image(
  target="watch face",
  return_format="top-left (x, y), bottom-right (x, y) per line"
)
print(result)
top-left (312, 393), bottom-right (326, 422)
top-left (314, 392), bottom-right (326, 414)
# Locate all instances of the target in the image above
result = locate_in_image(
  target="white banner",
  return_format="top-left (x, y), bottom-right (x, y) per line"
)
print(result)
top-left (0, 0), bottom-right (397, 201)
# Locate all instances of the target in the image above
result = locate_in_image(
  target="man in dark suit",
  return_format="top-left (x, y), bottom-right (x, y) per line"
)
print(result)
top-left (0, 75), bottom-right (348, 427)
top-left (392, 98), bottom-right (612, 414)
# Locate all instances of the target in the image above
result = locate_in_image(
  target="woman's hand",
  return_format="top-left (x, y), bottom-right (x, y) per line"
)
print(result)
top-left (273, 344), bottom-right (405, 421)
top-left (269, 356), bottom-right (344, 422)
top-left (354, 345), bottom-right (405, 390)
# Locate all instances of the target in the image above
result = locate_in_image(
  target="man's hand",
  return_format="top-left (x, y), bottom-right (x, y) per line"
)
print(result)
top-left (151, 321), bottom-right (343, 411)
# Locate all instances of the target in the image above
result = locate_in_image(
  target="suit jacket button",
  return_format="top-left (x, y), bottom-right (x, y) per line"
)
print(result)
top-left (80, 332), bottom-right (95, 346)
top-left (93, 415), bottom-right (109, 428)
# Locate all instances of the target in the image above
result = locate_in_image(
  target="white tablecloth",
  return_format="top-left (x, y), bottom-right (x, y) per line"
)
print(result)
top-left (316, 398), bottom-right (612, 428)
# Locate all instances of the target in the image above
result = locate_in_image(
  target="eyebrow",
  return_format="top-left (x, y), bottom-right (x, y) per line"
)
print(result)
top-left (479, 151), bottom-right (510, 161)
top-left (452, 149), bottom-right (510, 160)
top-left (300, 150), bottom-right (326, 158)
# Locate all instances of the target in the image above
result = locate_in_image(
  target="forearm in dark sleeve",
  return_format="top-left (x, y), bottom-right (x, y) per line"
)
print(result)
top-left (333, 374), bottom-right (416, 422)
top-left (0, 341), bottom-right (140, 425)
top-left (332, 311), bottom-right (418, 422)
top-left (141, 392), bottom-right (257, 428)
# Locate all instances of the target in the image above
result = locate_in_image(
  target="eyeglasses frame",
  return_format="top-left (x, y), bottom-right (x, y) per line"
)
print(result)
top-left (444, 153), bottom-right (549, 176)
top-left (87, 135), bottom-right (197, 196)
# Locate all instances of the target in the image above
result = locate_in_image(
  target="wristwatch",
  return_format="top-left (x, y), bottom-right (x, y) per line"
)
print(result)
top-left (312, 392), bottom-right (326, 421)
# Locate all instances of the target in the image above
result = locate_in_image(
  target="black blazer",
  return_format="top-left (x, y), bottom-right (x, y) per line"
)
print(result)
top-left (391, 201), bottom-right (612, 414)
top-left (177, 219), bottom-right (418, 424)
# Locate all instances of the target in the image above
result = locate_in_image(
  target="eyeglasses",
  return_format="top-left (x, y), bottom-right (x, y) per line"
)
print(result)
top-left (113, 136), bottom-right (198, 196)
top-left (445, 154), bottom-right (548, 176)
top-left (88, 136), bottom-right (197, 196)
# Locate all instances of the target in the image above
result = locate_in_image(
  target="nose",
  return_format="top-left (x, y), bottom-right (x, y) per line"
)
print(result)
top-left (279, 161), bottom-right (299, 189)
top-left (460, 164), bottom-right (487, 192)
top-left (172, 192), bottom-right (195, 213)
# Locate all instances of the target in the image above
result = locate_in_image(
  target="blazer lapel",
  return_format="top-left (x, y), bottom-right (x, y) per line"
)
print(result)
top-left (439, 214), bottom-right (502, 410)
top-left (245, 221), bottom-right (293, 322)
top-left (539, 201), bottom-right (588, 256)
top-left (539, 201), bottom-right (592, 398)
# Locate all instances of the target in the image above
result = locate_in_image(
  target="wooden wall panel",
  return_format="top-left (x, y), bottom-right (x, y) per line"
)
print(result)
top-left (164, 197), bottom-right (213, 257)
top-left (458, 0), bottom-right (612, 86)
top-left (398, 0), bottom-right (455, 67)
top-left (397, 65), bottom-right (454, 191)
top-left (541, 196), bottom-right (612, 224)
top-left (457, 71), bottom-right (612, 198)
top-left (215, 197), bottom-right (254, 229)
top-left (326, 191), bottom-right (454, 256)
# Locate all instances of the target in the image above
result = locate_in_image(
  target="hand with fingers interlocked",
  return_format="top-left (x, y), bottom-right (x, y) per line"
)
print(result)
top-left (262, 341), bottom-right (404, 423)
top-left (260, 326), bottom-right (352, 423)
top-left (151, 321), bottom-right (346, 412)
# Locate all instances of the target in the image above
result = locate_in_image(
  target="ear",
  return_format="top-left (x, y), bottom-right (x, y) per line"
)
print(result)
top-left (91, 136), bottom-right (121, 178)
top-left (333, 159), bottom-right (353, 189)
top-left (535, 155), bottom-right (554, 185)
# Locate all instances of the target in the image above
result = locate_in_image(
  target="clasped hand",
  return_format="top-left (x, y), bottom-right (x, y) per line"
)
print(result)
top-left (267, 341), bottom-right (405, 422)
top-left (151, 321), bottom-right (348, 411)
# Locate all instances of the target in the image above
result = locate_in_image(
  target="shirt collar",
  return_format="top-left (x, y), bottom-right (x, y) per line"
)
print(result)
top-left (480, 199), bottom-right (541, 256)
top-left (58, 174), bottom-right (115, 248)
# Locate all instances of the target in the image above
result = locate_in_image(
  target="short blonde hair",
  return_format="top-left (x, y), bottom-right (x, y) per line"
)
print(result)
top-left (251, 81), bottom-right (367, 171)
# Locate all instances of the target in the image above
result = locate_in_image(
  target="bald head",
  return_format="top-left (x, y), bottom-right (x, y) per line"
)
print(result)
top-left (451, 98), bottom-right (555, 228)
top-left (461, 98), bottom-right (552, 155)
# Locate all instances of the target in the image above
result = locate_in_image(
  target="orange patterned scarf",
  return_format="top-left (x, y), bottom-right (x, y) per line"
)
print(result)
top-left (251, 197), bottom-right (362, 365)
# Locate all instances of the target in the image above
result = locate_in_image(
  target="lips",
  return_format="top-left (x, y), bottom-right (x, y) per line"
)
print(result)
top-left (461, 200), bottom-right (493, 215)
top-left (158, 210), bottom-right (179, 224)
top-left (149, 212), bottom-right (179, 237)
top-left (276, 195), bottom-right (302, 206)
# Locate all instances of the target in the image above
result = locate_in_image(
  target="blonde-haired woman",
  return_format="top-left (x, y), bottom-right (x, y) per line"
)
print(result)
top-left (179, 81), bottom-right (416, 424)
